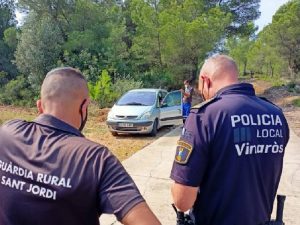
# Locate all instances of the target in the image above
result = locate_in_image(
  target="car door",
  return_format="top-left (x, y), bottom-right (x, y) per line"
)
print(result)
top-left (159, 90), bottom-right (182, 127)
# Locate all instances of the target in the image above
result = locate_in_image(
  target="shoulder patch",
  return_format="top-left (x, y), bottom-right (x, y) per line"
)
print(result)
top-left (174, 140), bottom-right (193, 164)
top-left (191, 96), bottom-right (218, 111)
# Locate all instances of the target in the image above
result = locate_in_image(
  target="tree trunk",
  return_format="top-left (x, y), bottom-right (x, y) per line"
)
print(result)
top-left (288, 65), bottom-right (295, 80)
top-left (243, 60), bottom-right (247, 76)
top-left (270, 62), bottom-right (274, 77)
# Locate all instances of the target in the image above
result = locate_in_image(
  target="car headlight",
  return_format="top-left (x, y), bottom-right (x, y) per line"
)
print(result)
top-left (107, 111), bottom-right (115, 119)
top-left (140, 111), bottom-right (152, 120)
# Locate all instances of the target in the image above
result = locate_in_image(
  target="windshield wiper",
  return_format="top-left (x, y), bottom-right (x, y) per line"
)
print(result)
top-left (124, 102), bottom-right (147, 106)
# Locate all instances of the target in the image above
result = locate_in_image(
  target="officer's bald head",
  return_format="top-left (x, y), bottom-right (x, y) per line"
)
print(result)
top-left (41, 67), bottom-right (88, 104)
top-left (200, 55), bottom-right (239, 82)
top-left (199, 55), bottom-right (239, 100)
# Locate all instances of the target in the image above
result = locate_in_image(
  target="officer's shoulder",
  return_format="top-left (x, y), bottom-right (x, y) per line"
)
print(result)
top-left (191, 96), bottom-right (219, 113)
top-left (71, 136), bottom-right (110, 153)
top-left (1, 119), bottom-right (27, 129)
top-left (258, 97), bottom-right (282, 111)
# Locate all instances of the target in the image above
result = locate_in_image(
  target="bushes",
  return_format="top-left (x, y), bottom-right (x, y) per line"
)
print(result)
top-left (0, 71), bottom-right (9, 87)
top-left (287, 81), bottom-right (300, 93)
top-left (0, 69), bottom-right (145, 108)
top-left (293, 98), bottom-right (300, 107)
top-left (1, 69), bottom-right (169, 108)
top-left (89, 70), bottom-right (144, 108)
top-left (136, 70), bottom-right (174, 90)
top-left (0, 75), bottom-right (35, 107)
top-left (257, 74), bottom-right (285, 87)
top-left (88, 70), bottom-right (114, 108)
top-left (112, 75), bottom-right (143, 100)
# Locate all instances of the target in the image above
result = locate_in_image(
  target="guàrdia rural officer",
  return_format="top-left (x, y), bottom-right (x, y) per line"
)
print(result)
top-left (0, 67), bottom-right (161, 225)
top-left (170, 55), bottom-right (289, 225)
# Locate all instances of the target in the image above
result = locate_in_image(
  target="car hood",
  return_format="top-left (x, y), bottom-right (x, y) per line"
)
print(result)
top-left (110, 105), bottom-right (153, 117)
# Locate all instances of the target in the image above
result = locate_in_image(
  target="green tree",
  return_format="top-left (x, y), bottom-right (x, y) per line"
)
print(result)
top-left (129, 0), bottom-right (231, 82)
top-left (0, 75), bottom-right (35, 106)
top-left (62, 0), bottom-right (129, 81)
top-left (226, 36), bottom-right (253, 76)
top-left (0, 0), bottom-right (16, 39)
top-left (0, 71), bottom-right (9, 87)
top-left (0, 40), bottom-right (16, 76)
top-left (111, 75), bottom-right (143, 100)
top-left (15, 14), bottom-right (64, 91)
top-left (160, 3), bottom-right (231, 80)
top-left (129, 0), bottom-right (164, 71)
top-left (268, 0), bottom-right (300, 79)
top-left (59, 50), bottom-right (103, 84)
top-left (0, 1), bottom-right (17, 77)
top-left (204, 0), bottom-right (260, 36)
top-left (18, 0), bottom-right (76, 40)
top-left (247, 0), bottom-right (300, 80)
top-left (4, 27), bottom-right (17, 49)
top-left (247, 26), bottom-right (284, 78)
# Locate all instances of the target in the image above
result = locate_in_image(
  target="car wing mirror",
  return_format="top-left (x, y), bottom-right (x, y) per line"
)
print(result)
top-left (161, 102), bottom-right (168, 108)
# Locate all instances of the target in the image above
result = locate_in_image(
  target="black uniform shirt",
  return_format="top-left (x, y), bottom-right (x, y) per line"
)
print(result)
top-left (170, 83), bottom-right (290, 225)
top-left (0, 114), bottom-right (144, 225)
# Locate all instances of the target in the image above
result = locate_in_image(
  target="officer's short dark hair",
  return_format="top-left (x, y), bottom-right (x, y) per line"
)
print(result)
top-left (45, 67), bottom-right (86, 81)
top-left (41, 67), bottom-right (87, 101)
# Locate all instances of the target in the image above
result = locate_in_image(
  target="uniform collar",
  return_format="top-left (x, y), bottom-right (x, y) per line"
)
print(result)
top-left (215, 83), bottom-right (255, 97)
top-left (33, 114), bottom-right (84, 137)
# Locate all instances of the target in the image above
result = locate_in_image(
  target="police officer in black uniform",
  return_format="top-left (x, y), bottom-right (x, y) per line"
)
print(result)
top-left (0, 67), bottom-right (161, 225)
top-left (170, 55), bottom-right (289, 225)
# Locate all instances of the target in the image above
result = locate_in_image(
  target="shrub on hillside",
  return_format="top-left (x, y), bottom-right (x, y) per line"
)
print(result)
top-left (89, 70), bottom-right (144, 108)
top-left (0, 75), bottom-right (35, 107)
top-left (287, 81), bottom-right (300, 93)
top-left (0, 71), bottom-right (9, 87)
top-left (292, 98), bottom-right (300, 107)
top-left (112, 76), bottom-right (143, 100)
top-left (136, 71), bottom-right (174, 90)
top-left (88, 70), bottom-right (114, 108)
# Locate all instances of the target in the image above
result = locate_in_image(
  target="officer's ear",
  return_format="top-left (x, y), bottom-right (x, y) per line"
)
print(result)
top-left (80, 98), bottom-right (90, 113)
top-left (201, 75), bottom-right (211, 88)
top-left (36, 100), bottom-right (44, 114)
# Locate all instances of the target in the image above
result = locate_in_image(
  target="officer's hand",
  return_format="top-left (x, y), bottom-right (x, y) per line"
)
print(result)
top-left (171, 182), bottom-right (198, 212)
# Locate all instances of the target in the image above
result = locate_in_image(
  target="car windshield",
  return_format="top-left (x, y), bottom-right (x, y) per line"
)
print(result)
top-left (117, 91), bottom-right (156, 106)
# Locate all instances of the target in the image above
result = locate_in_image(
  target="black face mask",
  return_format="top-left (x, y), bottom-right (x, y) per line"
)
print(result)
top-left (79, 99), bottom-right (88, 132)
top-left (201, 80), bottom-right (206, 101)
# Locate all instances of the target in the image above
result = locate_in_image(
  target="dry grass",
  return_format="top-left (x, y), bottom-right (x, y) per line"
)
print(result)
top-left (250, 80), bottom-right (300, 137)
top-left (0, 104), bottom-right (174, 161)
top-left (0, 105), bottom-right (37, 124)
top-left (251, 80), bottom-right (273, 95)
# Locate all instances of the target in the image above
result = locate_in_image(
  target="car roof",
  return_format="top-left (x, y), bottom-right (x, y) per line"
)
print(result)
top-left (128, 88), bottom-right (167, 93)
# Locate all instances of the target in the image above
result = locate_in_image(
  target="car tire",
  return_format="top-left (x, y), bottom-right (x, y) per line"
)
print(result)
top-left (150, 119), bottom-right (158, 137)
top-left (111, 131), bottom-right (118, 136)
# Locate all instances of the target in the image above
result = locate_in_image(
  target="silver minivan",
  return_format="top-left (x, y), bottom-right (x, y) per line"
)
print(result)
top-left (106, 89), bottom-right (182, 136)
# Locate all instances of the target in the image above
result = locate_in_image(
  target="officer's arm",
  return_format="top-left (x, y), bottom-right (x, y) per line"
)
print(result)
top-left (121, 202), bottom-right (161, 225)
top-left (171, 182), bottom-right (198, 212)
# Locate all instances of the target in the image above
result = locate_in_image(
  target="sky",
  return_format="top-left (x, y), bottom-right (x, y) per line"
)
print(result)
top-left (255, 0), bottom-right (290, 31)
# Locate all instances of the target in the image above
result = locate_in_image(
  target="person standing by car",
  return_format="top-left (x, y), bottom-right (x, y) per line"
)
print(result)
top-left (0, 67), bottom-right (161, 225)
top-left (181, 79), bottom-right (194, 124)
top-left (170, 55), bottom-right (289, 225)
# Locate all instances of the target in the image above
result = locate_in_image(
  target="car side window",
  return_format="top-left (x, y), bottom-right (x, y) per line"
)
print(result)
top-left (163, 91), bottom-right (181, 107)
top-left (158, 91), bottom-right (168, 107)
